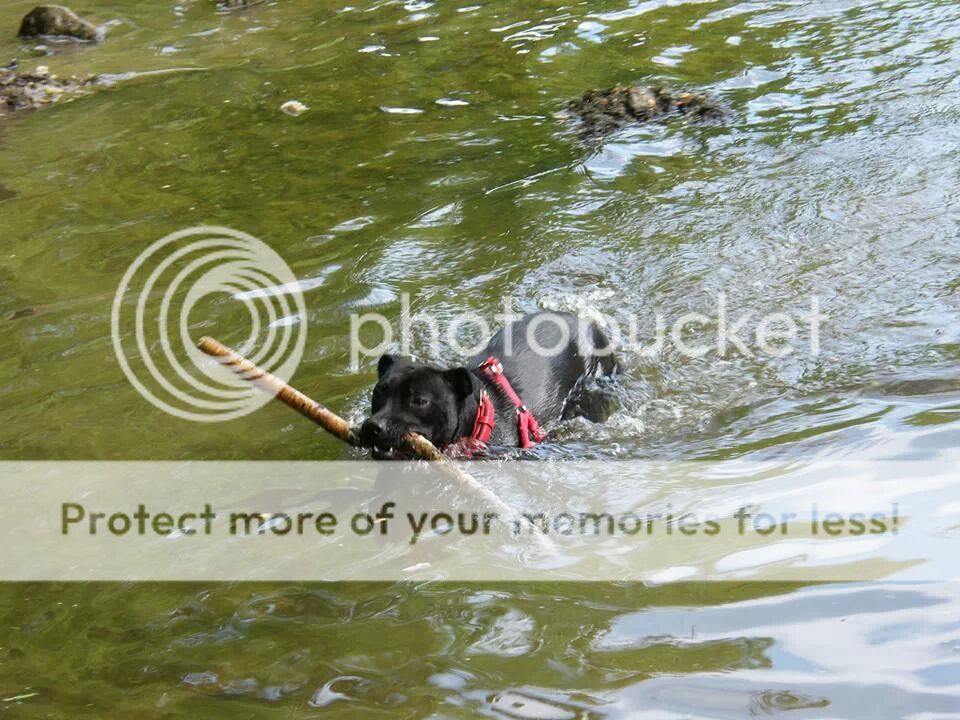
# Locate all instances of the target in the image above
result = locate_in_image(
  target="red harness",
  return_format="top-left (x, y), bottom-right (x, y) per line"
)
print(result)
top-left (451, 356), bottom-right (547, 455)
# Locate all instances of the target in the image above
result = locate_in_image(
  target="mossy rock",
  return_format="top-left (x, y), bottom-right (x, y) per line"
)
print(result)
top-left (17, 5), bottom-right (99, 42)
top-left (564, 85), bottom-right (725, 139)
top-left (0, 63), bottom-right (94, 115)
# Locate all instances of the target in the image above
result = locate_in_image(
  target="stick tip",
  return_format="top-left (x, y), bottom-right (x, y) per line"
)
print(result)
top-left (197, 336), bottom-right (222, 355)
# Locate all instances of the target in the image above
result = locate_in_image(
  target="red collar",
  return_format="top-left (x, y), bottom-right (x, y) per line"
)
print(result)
top-left (448, 356), bottom-right (547, 456)
top-left (468, 390), bottom-right (496, 445)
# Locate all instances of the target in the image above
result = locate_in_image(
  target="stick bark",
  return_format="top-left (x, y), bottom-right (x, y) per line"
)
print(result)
top-left (198, 336), bottom-right (360, 445)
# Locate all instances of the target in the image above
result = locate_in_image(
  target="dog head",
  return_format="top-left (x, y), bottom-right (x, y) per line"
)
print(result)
top-left (360, 355), bottom-right (478, 458)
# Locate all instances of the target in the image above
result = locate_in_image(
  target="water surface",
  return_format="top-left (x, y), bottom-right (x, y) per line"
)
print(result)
top-left (1, 0), bottom-right (959, 716)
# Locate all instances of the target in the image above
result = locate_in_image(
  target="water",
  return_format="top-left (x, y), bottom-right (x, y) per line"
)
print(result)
top-left (2, 0), bottom-right (960, 715)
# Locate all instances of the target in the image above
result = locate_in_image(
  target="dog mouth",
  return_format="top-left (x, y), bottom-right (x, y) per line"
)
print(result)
top-left (369, 446), bottom-right (417, 461)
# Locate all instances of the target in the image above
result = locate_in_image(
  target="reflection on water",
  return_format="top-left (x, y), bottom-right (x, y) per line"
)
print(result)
top-left (1, 0), bottom-right (959, 715)
top-left (1, 581), bottom-right (958, 716)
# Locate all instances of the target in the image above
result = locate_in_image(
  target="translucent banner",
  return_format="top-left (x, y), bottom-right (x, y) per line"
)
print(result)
top-left (0, 460), bottom-right (956, 581)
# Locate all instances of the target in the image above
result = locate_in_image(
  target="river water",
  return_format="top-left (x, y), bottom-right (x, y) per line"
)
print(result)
top-left (1, 0), bottom-right (959, 716)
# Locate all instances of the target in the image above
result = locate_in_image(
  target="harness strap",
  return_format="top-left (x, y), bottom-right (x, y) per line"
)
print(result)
top-left (448, 356), bottom-right (547, 456)
top-left (469, 390), bottom-right (495, 445)
top-left (477, 356), bottom-right (547, 449)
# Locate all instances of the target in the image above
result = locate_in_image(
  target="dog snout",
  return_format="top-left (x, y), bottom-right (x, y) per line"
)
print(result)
top-left (360, 416), bottom-right (391, 448)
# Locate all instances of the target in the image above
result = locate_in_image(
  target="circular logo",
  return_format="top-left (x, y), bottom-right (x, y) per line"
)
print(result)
top-left (111, 226), bottom-right (307, 422)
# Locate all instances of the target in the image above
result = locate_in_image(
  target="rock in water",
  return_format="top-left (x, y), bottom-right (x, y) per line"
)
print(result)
top-left (564, 85), bottom-right (725, 139)
top-left (0, 64), bottom-right (94, 115)
top-left (280, 100), bottom-right (309, 116)
top-left (17, 5), bottom-right (98, 42)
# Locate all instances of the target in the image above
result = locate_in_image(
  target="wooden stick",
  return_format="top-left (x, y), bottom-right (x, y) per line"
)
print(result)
top-left (197, 336), bottom-right (554, 551)
top-left (198, 336), bottom-right (360, 446)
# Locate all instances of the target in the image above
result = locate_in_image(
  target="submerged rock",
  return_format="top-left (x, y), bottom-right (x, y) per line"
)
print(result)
top-left (563, 85), bottom-right (725, 139)
top-left (17, 5), bottom-right (99, 42)
top-left (217, 0), bottom-right (267, 11)
top-left (0, 63), bottom-right (94, 115)
top-left (7, 308), bottom-right (35, 321)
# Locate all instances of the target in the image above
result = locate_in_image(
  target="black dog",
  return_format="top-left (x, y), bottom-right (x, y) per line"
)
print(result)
top-left (359, 311), bottom-right (618, 458)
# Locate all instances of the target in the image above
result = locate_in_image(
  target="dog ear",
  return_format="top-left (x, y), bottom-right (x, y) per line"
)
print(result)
top-left (444, 367), bottom-right (476, 400)
top-left (377, 354), bottom-right (408, 378)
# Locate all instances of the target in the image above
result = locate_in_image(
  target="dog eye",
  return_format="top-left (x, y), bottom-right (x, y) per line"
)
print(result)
top-left (411, 396), bottom-right (431, 408)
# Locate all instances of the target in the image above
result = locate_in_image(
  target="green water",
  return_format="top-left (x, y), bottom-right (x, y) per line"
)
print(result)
top-left (2, 0), bottom-right (960, 716)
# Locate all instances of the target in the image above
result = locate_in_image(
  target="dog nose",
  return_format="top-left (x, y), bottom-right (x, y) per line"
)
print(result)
top-left (360, 417), bottom-right (388, 447)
